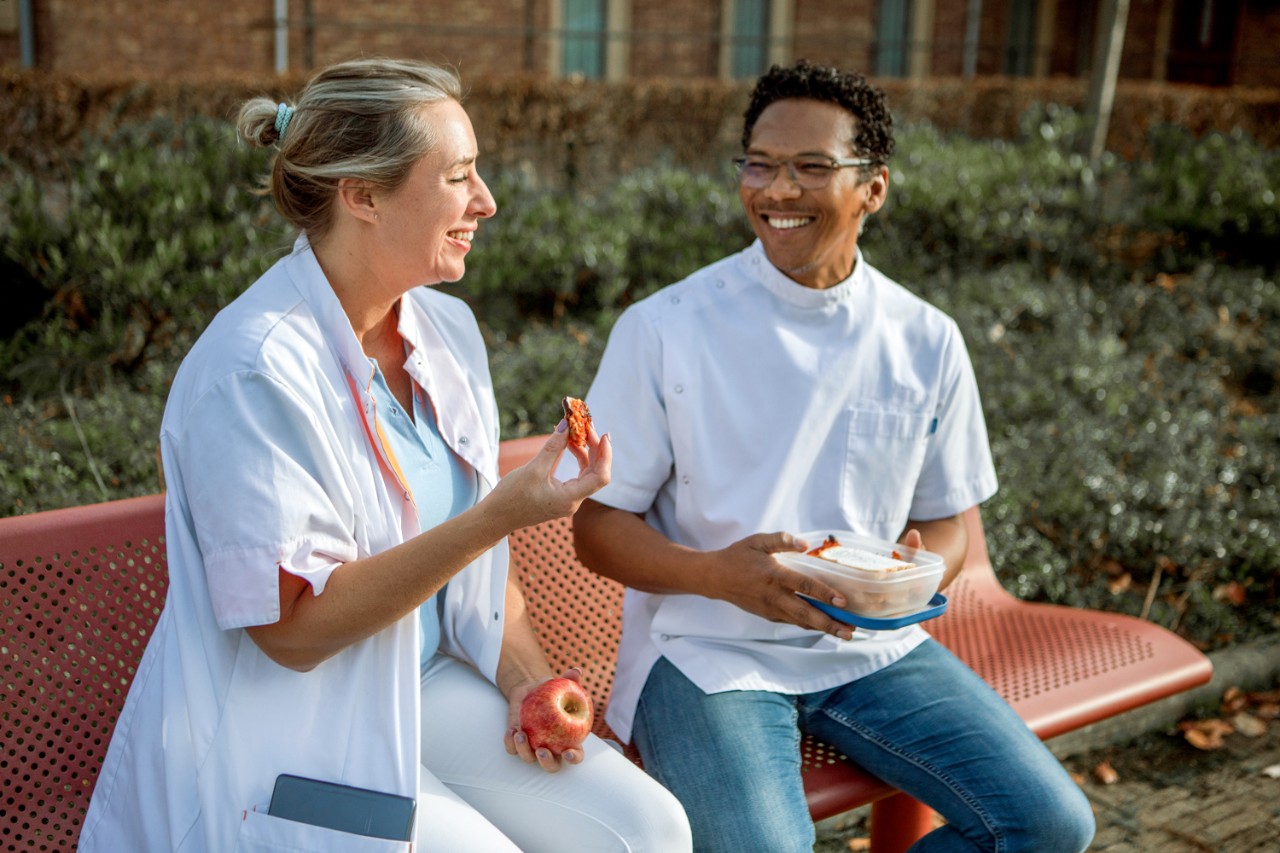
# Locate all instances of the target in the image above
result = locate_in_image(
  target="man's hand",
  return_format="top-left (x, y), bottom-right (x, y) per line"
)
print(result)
top-left (707, 532), bottom-right (855, 640)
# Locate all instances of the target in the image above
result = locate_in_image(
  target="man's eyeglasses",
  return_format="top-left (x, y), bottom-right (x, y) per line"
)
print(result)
top-left (732, 155), bottom-right (876, 190)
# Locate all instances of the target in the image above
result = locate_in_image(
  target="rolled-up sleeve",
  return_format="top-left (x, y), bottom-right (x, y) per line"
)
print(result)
top-left (173, 370), bottom-right (358, 630)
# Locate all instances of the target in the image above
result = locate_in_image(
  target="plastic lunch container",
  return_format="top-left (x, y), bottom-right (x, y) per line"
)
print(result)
top-left (775, 531), bottom-right (947, 626)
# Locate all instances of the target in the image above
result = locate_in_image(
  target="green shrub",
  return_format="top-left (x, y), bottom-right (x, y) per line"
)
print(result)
top-left (938, 264), bottom-right (1279, 645)
top-left (870, 107), bottom-right (1113, 279)
top-left (0, 377), bottom-right (164, 515)
top-left (487, 317), bottom-right (612, 438)
top-left (455, 171), bottom-right (629, 334)
top-left (0, 116), bottom-right (291, 398)
top-left (1130, 125), bottom-right (1280, 271)
top-left (2, 113), bottom-right (1277, 652)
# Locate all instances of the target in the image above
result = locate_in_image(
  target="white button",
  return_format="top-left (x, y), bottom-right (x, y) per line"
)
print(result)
top-left (716, 279), bottom-right (725, 288)
top-left (674, 385), bottom-right (683, 393)
top-left (670, 296), bottom-right (680, 305)
top-left (682, 476), bottom-right (690, 485)
top-left (459, 436), bottom-right (469, 445)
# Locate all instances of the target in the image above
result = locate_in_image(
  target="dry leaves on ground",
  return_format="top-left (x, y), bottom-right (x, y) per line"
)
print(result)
top-left (1178, 686), bottom-right (1277, 750)
top-left (1092, 760), bottom-right (1120, 785)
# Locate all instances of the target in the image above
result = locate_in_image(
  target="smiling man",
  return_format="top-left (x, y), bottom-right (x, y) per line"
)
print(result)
top-left (566, 61), bottom-right (1096, 852)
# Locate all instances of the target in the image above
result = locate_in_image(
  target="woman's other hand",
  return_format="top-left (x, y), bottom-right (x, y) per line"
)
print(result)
top-left (503, 667), bottom-right (589, 772)
top-left (485, 420), bottom-right (611, 532)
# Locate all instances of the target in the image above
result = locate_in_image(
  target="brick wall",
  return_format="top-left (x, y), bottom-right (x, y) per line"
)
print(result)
top-left (791, 0), bottom-right (876, 72)
top-left (629, 1), bottom-right (719, 78)
top-left (1235, 4), bottom-right (1280, 88)
top-left (2, 0), bottom-right (1279, 91)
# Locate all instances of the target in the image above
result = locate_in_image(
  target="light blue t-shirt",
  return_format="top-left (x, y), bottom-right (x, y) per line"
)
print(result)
top-left (368, 360), bottom-right (479, 670)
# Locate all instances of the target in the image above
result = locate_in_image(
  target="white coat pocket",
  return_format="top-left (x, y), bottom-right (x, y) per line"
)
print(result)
top-left (235, 807), bottom-right (412, 853)
top-left (842, 407), bottom-right (932, 525)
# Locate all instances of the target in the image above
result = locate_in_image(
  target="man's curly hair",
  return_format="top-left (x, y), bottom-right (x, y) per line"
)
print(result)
top-left (741, 60), bottom-right (894, 166)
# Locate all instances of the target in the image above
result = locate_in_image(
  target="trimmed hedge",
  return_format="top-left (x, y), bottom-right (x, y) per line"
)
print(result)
top-left (2, 107), bottom-right (1277, 651)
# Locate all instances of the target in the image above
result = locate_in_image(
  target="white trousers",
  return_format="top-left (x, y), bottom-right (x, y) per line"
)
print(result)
top-left (416, 654), bottom-right (692, 852)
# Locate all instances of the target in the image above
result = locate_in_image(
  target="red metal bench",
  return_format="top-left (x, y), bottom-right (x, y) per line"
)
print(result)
top-left (1, 436), bottom-right (1213, 852)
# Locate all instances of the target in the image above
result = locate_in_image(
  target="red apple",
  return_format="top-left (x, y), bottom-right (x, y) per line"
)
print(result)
top-left (519, 676), bottom-right (594, 754)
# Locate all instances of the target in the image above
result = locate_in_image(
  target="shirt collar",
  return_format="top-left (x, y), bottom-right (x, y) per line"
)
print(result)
top-left (283, 233), bottom-right (496, 481)
top-left (284, 233), bottom-right (375, 387)
top-left (743, 239), bottom-right (867, 308)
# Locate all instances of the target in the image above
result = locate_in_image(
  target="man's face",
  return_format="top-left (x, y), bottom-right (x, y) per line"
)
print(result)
top-left (739, 98), bottom-right (888, 290)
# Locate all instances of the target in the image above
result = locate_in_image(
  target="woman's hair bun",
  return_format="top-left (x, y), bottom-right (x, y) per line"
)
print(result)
top-left (237, 96), bottom-right (287, 148)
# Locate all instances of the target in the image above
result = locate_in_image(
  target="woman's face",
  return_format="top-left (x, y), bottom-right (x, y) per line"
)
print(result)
top-left (375, 99), bottom-right (496, 287)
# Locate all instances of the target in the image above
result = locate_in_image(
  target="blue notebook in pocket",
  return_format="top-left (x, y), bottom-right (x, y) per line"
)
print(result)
top-left (268, 774), bottom-right (416, 841)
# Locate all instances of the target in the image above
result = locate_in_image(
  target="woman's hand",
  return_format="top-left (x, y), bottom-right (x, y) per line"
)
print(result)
top-left (484, 419), bottom-right (611, 533)
top-left (503, 667), bottom-right (588, 772)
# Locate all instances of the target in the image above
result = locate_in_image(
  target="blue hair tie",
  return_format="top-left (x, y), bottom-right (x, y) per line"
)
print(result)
top-left (274, 103), bottom-right (294, 140)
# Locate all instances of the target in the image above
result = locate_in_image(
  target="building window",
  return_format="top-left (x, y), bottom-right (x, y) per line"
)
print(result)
top-left (1005, 0), bottom-right (1039, 76)
top-left (729, 0), bottom-right (770, 79)
top-left (875, 0), bottom-right (912, 77)
top-left (563, 0), bottom-right (607, 78)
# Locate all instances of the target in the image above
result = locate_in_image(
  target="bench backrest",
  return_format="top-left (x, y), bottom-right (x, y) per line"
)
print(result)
top-left (1, 493), bottom-right (168, 851)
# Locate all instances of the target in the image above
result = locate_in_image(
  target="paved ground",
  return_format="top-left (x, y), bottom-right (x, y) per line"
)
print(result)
top-left (816, 677), bottom-right (1280, 852)
top-left (1061, 706), bottom-right (1280, 853)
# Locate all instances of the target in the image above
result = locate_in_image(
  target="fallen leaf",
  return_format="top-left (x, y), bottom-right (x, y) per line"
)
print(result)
top-left (1230, 713), bottom-right (1267, 738)
top-left (1107, 573), bottom-right (1132, 595)
top-left (848, 839), bottom-right (871, 851)
top-left (1221, 686), bottom-right (1247, 715)
top-left (1212, 582), bottom-right (1246, 606)
top-left (1252, 702), bottom-right (1279, 721)
top-left (1261, 765), bottom-right (1280, 780)
top-left (1093, 761), bottom-right (1120, 785)
top-left (1179, 718), bottom-right (1234, 750)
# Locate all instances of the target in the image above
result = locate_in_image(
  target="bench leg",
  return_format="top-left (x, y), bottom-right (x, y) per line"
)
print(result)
top-left (869, 792), bottom-right (934, 853)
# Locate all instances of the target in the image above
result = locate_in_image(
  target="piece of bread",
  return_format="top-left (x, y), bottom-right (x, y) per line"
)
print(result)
top-left (806, 535), bottom-right (916, 573)
top-left (561, 396), bottom-right (593, 448)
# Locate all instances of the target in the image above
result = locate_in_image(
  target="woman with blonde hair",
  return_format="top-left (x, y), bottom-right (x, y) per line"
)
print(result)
top-left (79, 57), bottom-right (691, 853)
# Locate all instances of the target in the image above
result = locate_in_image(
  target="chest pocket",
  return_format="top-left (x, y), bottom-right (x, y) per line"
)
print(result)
top-left (841, 407), bottom-right (933, 525)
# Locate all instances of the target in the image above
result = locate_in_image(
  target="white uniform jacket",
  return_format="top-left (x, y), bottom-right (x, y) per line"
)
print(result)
top-left (79, 237), bottom-right (507, 852)
top-left (573, 241), bottom-right (999, 743)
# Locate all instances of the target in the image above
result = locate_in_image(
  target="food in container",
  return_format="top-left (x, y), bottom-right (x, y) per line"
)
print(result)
top-left (776, 531), bottom-right (945, 620)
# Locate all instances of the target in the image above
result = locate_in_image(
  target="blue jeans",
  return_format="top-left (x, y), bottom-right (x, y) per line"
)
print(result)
top-left (633, 641), bottom-right (1095, 853)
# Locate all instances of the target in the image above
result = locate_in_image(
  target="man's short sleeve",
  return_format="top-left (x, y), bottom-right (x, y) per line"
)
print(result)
top-left (910, 324), bottom-right (999, 520)
top-left (171, 371), bottom-right (358, 630)
top-left (560, 306), bottom-right (673, 512)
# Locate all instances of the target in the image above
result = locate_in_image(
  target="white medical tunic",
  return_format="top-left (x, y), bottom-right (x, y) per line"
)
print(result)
top-left (79, 237), bottom-right (507, 853)
top-left (575, 241), bottom-right (998, 743)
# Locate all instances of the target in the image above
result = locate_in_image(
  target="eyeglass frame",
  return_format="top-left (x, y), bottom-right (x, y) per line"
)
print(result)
top-left (731, 154), bottom-right (879, 190)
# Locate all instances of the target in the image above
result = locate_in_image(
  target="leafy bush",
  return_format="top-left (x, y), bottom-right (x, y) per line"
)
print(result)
top-left (1130, 125), bottom-right (1280, 271)
top-left (1, 116), bottom-right (291, 398)
top-left (0, 377), bottom-right (164, 515)
top-left (457, 165), bottom-right (751, 338)
top-left (871, 106), bottom-right (1114, 280)
top-left (2, 111), bottom-right (1277, 651)
top-left (924, 264), bottom-right (1279, 645)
